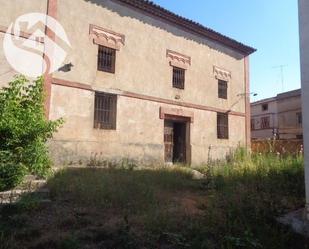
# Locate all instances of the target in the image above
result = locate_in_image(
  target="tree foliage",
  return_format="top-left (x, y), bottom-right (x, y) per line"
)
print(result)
top-left (0, 75), bottom-right (63, 191)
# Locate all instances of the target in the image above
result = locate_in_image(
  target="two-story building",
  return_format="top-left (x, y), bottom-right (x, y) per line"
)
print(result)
top-left (0, 0), bottom-right (255, 165)
top-left (251, 97), bottom-right (278, 139)
top-left (251, 89), bottom-right (302, 140)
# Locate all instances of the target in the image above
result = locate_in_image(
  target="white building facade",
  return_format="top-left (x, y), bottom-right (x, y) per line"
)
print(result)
top-left (299, 0), bottom-right (309, 219)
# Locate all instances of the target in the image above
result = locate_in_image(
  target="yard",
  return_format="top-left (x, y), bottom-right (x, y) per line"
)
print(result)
top-left (0, 153), bottom-right (308, 249)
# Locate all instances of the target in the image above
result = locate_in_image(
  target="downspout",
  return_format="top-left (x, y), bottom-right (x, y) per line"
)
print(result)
top-left (244, 56), bottom-right (251, 149)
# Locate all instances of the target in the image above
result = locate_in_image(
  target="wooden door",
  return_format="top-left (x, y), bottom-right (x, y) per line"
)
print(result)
top-left (173, 122), bottom-right (186, 163)
top-left (164, 121), bottom-right (174, 163)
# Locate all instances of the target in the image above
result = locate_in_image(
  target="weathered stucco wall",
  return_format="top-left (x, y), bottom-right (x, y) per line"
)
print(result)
top-left (0, 0), bottom-right (47, 87)
top-left (48, 0), bottom-right (248, 165)
top-left (53, 0), bottom-right (246, 113)
top-left (0, 0), bottom-right (47, 28)
top-left (277, 95), bottom-right (302, 139)
top-left (0, 0), bottom-right (249, 165)
top-left (49, 84), bottom-right (245, 165)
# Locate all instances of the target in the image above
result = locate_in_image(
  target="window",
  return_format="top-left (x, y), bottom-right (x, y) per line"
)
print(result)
top-left (172, 67), bottom-right (185, 89)
top-left (260, 116), bottom-right (270, 129)
top-left (218, 79), bottom-right (228, 99)
top-left (262, 104), bottom-right (268, 111)
top-left (217, 113), bottom-right (229, 139)
top-left (296, 135), bottom-right (303, 140)
top-left (251, 119), bottom-right (255, 130)
top-left (94, 92), bottom-right (117, 130)
top-left (296, 112), bottom-right (302, 127)
top-left (98, 45), bottom-right (116, 73)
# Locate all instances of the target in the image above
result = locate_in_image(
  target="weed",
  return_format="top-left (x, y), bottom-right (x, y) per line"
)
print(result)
top-left (58, 235), bottom-right (80, 249)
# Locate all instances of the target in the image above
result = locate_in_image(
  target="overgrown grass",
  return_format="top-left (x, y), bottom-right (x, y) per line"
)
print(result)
top-left (48, 167), bottom-right (200, 212)
top-left (0, 152), bottom-right (308, 249)
top-left (190, 151), bottom-right (306, 249)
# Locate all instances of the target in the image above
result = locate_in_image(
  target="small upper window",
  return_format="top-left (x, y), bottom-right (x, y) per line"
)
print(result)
top-left (98, 45), bottom-right (116, 73)
top-left (172, 67), bottom-right (185, 89)
top-left (217, 113), bottom-right (229, 139)
top-left (218, 80), bottom-right (228, 99)
top-left (262, 104), bottom-right (268, 111)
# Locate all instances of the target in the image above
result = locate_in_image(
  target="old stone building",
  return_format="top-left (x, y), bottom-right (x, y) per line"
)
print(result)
top-left (251, 89), bottom-right (302, 140)
top-left (0, 0), bottom-right (255, 165)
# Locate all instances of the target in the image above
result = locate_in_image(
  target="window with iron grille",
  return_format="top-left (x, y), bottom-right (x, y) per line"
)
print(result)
top-left (172, 67), bottom-right (185, 89)
top-left (97, 45), bottom-right (116, 73)
top-left (260, 116), bottom-right (270, 129)
top-left (94, 92), bottom-right (117, 130)
top-left (218, 79), bottom-right (228, 99)
top-left (217, 113), bottom-right (229, 139)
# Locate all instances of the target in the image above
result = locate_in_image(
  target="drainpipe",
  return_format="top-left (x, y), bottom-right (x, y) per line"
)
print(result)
top-left (244, 56), bottom-right (251, 149)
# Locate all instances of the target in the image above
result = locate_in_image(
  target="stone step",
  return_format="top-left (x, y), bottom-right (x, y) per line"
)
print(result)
top-left (0, 188), bottom-right (50, 204)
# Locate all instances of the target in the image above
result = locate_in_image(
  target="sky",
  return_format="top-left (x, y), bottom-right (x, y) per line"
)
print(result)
top-left (152, 0), bottom-right (300, 102)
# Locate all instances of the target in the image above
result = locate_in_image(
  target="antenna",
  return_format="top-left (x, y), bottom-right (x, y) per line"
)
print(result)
top-left (272, 65), bottom-right (288, 92)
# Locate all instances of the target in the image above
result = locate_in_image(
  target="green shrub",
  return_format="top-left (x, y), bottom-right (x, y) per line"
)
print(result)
top-left (0, 75), bottom-right (63, 191)
top-left (0, 151), bottom-right (26, 191)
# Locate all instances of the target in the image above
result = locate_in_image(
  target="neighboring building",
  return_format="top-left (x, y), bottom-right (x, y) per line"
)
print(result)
top-left (251, 89), bottom-right (302, 140)
top-left (251, 97), bottom-right (278, 139)
top-left (299, 0), bottom-right (309, 219)
top-left (0, 0), bottom-right (255, 165)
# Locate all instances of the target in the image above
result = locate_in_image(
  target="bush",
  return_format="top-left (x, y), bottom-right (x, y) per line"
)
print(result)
top-left (0, 75), bottom-right (63, 191)
top-left (0, 151), bottom-right (26, 191)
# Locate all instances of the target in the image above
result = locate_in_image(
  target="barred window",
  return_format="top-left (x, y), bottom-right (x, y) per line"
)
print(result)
top-left (218, 80), bottom-right (228, 99)
top-left (172, 67), bottom-right (185, 89)
top-left (94, 92), bottom-right (117, 130)
top-left (260, 116), bottom-right (270, 129)
top-left (98, 45), bottom-right (116, 73)
top-left (217, 113), bottom-right (229, 139)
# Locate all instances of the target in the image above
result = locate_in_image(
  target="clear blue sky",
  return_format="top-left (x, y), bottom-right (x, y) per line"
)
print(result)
top-left (152, 0), bottom-right (300, 101)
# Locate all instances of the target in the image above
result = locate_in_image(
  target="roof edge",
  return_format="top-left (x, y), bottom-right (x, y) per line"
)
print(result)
top-left (112, 0), bottom-right (256, 56)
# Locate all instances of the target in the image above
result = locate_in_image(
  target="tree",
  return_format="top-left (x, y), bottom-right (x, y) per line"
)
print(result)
top-left (0, 75), bottom-right (63, 191)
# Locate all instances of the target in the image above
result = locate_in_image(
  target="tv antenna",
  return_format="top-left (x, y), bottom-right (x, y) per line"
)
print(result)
top-left (272, 65), bottom-right (288, 92)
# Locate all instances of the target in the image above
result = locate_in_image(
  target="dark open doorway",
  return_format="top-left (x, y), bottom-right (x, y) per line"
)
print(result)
top-left (164, 119), bottom-right (189, 164)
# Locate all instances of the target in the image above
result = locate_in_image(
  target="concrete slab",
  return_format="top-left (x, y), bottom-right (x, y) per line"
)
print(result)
top-left (277, 209), bottom-right (309, 237)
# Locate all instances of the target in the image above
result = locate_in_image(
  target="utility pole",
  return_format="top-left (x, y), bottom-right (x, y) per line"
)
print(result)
top-left (273, 65), bottom-right (288, 92)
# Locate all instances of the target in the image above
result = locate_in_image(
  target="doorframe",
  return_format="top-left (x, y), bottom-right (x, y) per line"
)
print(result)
top-left (162, 113), bottom-right (192, 165)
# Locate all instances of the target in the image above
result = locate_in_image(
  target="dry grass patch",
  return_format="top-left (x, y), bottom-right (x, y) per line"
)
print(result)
top-left (0, 154), bottom-right (308, 249)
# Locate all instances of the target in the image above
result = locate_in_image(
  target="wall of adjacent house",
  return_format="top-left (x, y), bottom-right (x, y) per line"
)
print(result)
top-left (251, 100), bottom-right (277, 139)
top-left (277, 95), bottom-right (302, 139)
top-left (0, 0), bottom-right (47, 86)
